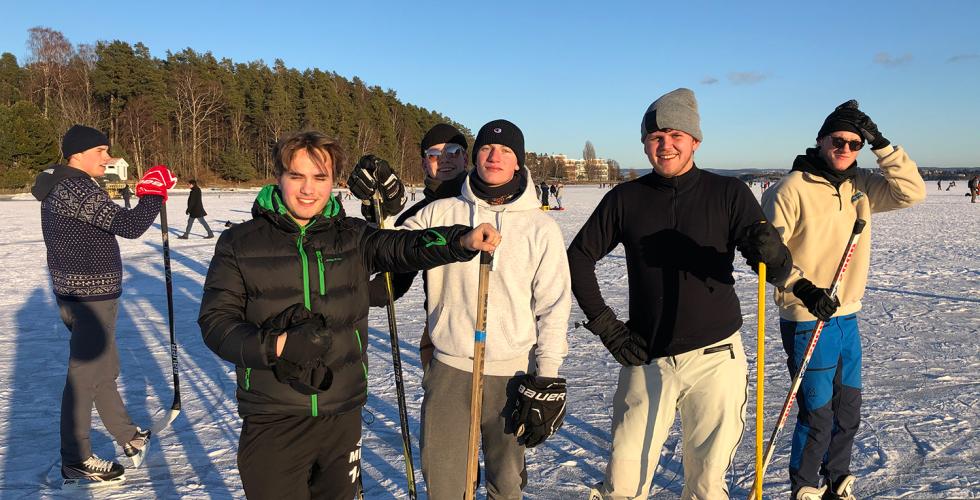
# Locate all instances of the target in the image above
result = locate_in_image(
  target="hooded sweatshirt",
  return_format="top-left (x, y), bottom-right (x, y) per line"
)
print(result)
top-left (401, 168), bottom-right (571, 378)
top-left (762, 145), bottom-right (926, 321)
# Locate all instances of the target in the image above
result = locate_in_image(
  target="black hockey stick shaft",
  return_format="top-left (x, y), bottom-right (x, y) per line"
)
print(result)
top-left (160, 203), bottom-right (181, 411)
top-left (372, 192), bottom-right (417, 500)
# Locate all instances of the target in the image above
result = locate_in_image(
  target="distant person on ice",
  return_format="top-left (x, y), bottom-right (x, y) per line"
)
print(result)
top-left (539, 179), bottom-right (550, 209)
top-left (32, 125), bottom-right (177, 487)
top-left (762, 100), bottom-right (925, 500)
top-left (553, 181), bottom-right (564, 209)
top-left (120, 183), bottom-right (132, 209)
top-left (969, 174), bottom-right (979, 203)
top-left (178, 179), bottom-right (214, 239)
top-left (568, 88), bottom-right (793, 499)
top-left (198, 130), bottom-right (498, 499)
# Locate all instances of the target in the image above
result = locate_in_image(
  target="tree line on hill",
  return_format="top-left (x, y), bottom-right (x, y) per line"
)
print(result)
top-left (0, 27), bottom-right (473, 189)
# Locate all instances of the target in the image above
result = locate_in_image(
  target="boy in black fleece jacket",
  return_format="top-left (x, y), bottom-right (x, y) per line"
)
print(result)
top-left (568, 89), bottom-right (791, 499)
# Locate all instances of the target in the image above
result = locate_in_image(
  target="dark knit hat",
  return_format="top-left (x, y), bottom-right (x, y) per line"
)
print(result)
top-left (817, 99), bottom-right (863, 139)
top-left (420, 123), bottom-right (468, 157)
top-left (62, 125), bottom-right (110, 159)
top-left (640, 88), bottom-right (702, 142)
top-left (472, 119), bottom-right (525, 167)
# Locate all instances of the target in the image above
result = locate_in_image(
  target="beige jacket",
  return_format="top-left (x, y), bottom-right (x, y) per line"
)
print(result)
top-left (762, 145), bottom-right (926, 321)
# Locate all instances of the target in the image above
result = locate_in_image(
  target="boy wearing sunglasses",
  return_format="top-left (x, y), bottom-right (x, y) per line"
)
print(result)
top-left (761, 100), bottom-right (925, 499)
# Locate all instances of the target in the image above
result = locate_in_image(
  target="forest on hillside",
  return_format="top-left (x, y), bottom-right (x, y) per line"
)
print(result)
top-left (0, 27), bottom-right (474, 189)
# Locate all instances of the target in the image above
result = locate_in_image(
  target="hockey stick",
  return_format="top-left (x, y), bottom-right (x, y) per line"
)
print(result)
top-left (152, 201), bottom-right (181, 433)
top-left (464, 251), bottom-right (493, 500)
top-left (749, 219), bottom-right (866, 499)
top-left (753, 262), bottom-right (766, 500)
top-left (372, 191), bottom-right (417, 500)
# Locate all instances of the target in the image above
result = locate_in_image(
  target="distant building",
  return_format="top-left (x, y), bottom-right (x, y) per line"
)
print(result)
top-left (554, 154), bottom-right (610, 182)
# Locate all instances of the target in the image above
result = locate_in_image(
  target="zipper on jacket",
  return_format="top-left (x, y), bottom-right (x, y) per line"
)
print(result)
top-left (703, 343), bottom-right (735, 359)
top-left (355, 329), bottom-right (369, 395)
top-left (296, 225), bottom-right (312, 310)
top-left (244, 368), bottom-right (251, 390)
top-left (316, 250), bottom-right (325, 296)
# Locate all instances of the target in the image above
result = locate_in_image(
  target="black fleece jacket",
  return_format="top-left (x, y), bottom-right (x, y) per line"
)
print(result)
top-left (567, 166), bottom-right (785, 357)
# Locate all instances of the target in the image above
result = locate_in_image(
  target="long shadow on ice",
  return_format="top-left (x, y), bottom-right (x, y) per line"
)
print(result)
top-left (1, 288), bottom-right (67, 493)
top-left (119, 260), bottom-right (239, 496)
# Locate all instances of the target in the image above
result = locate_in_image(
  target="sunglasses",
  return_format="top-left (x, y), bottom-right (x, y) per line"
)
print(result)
top-left (425, 143), bottom-right (465, 159)
top-left (830, 137), bottom-right (864, 151)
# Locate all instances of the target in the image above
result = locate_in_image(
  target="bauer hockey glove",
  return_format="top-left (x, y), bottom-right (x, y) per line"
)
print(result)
top-left (512, 374), bottom-right (567, 448)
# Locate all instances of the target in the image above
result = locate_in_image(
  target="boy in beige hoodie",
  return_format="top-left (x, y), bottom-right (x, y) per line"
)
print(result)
top-left (762, 100), bottom-right (926, 500)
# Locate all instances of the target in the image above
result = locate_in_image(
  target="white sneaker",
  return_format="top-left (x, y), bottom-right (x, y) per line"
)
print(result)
top-left (796, 485), bottom-right (827, 500)
top-left (827, 474), bottom-right (856, 500)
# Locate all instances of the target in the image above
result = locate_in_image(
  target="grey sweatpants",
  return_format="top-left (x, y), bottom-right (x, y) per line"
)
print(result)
top-left (598, 333), bottom-right (748, 500)
top-left (57, 298), bottom-right (137, 463)
top-left (420, 359), bottom-right (527, 500)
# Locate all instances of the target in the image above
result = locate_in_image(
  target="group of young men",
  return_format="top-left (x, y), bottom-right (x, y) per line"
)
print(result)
top-left (34, 86), bottom-right (925, 499)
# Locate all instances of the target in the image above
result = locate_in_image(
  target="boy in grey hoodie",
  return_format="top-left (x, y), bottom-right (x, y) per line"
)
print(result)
top-left (401, 119), bottom-right (571, 499)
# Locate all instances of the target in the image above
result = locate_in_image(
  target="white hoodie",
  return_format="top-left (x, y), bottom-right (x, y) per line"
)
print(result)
top-left (401, 169), bottom-right (571, 377)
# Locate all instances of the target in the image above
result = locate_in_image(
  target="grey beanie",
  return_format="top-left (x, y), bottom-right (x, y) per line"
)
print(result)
top-left (640, 88), bottom-right (702, 142)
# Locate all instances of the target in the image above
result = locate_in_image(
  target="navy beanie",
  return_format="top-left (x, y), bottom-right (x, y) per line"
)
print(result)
top-left (817, 100), bottom-right (864, 139)
top-left (62, 125), bottom-right (109, 159)
top-left (472, 119), bottom-right (525, 167)
top-left (420, 124), bottom-right (468, 157)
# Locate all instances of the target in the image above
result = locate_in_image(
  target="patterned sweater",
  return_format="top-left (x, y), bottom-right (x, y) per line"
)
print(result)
top-left (32, 165), bottom-right (162, 302)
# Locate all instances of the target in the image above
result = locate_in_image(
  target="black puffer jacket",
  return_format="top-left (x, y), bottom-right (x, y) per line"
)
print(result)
top-left (199, 185), bottom-right (477, 417)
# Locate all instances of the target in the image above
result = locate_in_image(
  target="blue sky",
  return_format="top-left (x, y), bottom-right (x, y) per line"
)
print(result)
top-left (4, 1), bottom-right (979, 169)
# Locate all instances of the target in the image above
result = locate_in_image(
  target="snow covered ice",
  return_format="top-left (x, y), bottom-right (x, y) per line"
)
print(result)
top-left (0, 185), bottom-right (976, 499)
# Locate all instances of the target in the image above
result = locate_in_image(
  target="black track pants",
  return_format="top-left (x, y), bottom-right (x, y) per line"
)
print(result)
top-left (238, 411), bottom-right (362, 500)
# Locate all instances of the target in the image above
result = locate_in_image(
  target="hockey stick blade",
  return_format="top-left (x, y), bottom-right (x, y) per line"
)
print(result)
top-left (150, 408), bottom-right (180, 434)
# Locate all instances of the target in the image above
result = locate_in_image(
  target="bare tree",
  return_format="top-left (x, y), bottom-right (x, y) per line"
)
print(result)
top-left (171, 66), bottom-right (223, 179)
top-left (583, 140), bottom-right (602, 181)
top-left (26, 27), bottom-right (73, 121)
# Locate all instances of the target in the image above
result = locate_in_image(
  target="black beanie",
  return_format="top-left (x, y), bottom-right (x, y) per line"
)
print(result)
top-left (472, 119), bottom-right (525, 168)
top-left (817, 100), bottom-right (864, 140)
top-left (420, 123), bottom-right (468, 157)
top-left (62, 125), bottom-right (110, 159)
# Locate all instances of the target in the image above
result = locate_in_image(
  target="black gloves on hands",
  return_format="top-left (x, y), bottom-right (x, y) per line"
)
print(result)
top-left (833, 100), bottom-right (890, 150)
top-left (738, 222), bottom-right (793, 284)
top-left (585, 308), bottom-right (649, 366)
top-left (792, 278), bottom-right (840, 322)
top-left (511, 374), bottom-right (567, 448)
top-left (857, 113), bottom-right (890, 150)
top-left (348, 155), bottom-right (406, 223)
top-left (263, 304), bottom-right (333, 395)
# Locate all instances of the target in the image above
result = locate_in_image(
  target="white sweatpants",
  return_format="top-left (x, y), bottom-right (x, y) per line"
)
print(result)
top-left (599, 333), bottom-right (748, 500)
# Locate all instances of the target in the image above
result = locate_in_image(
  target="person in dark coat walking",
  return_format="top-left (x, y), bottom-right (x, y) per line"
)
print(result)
top-left (120, 183), bottom-right (132, 209)
top-left (178, 179), bottom-right (213, 239)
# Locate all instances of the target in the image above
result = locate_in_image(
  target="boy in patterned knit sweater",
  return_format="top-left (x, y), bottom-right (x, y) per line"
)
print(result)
top-left (31, 125), bottom-right (177, 488)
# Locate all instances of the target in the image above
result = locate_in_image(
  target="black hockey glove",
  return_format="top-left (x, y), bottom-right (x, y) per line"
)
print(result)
top-left (792, 278), bottom-right (840, 322)
top-left (585, 307), bottom-right (649, 366)
top-left (347, 155), bottom-right (406, 222)
top-left (832, 100), bottom-right (890, 150)
top-left (856, 113), bottom-right (890, 150)
top-left (264, 305), bottom-right (333, 393)
top-left (511, 374), bottom-right (567, 448)
top-left (737, 221), bottom-right (793, 284)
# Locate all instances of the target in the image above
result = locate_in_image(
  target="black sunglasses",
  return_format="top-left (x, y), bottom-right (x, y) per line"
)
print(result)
top-left (830, 137), bottom-right (864, 151)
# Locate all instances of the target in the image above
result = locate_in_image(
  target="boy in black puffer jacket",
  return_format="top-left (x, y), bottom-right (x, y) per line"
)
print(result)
top-left (198, 130), bottom-right (499, 499)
